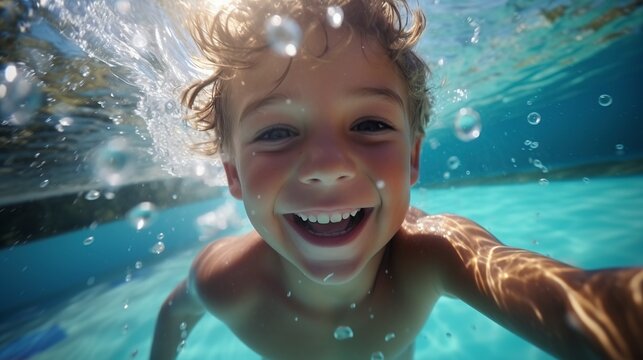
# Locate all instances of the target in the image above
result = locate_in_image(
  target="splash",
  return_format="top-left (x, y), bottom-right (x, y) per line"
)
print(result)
top-left (41, 0), bottom-right (226, 184)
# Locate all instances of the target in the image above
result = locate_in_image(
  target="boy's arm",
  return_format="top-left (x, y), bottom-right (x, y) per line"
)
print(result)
top-left (416, 214), bottom-right (643, 359)
top-left (150, 277), bottom-right (205, 360)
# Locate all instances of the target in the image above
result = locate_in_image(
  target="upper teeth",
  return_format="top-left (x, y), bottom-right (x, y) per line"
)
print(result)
top-left (296, 209), bottom-right (360, 224)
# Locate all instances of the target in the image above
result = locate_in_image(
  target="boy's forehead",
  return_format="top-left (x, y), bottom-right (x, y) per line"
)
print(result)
top-left (227, 27), bottom-right (407, 122)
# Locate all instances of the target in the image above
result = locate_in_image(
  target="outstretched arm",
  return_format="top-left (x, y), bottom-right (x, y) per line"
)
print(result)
top-left (150, 278), bottom-right (205, 360)
top-left (416, 214), bottom-right (643, 359)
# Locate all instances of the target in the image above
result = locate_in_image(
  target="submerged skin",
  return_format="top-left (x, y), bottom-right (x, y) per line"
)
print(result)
top-left (151, 26), bottom-right (643, 360)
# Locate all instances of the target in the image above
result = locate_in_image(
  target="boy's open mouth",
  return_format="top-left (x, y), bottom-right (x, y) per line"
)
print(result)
top-left (285, 208), bottom-right (371, 247)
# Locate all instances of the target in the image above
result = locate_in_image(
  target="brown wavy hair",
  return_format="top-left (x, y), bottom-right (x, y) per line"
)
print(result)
top-left (182, 0), bottom-right (431, 155)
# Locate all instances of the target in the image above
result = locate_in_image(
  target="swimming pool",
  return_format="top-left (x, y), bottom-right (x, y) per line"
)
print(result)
top-left (1, 0), bottom-right (642, 359)
top-left (2, 175), bottom-right (642, 359)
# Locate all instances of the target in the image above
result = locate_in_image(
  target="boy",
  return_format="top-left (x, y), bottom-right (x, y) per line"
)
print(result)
top-left (151, 1), bottom-right (642, 359)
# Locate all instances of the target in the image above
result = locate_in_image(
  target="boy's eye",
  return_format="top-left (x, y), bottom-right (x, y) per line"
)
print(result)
top-left (254, 126), bottom-right (298, 142)
top-left (351, 118), bottom-right (394, 133)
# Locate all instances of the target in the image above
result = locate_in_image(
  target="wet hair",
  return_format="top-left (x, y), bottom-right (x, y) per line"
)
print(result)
top-left (182, 0), bottom-right (431, 155)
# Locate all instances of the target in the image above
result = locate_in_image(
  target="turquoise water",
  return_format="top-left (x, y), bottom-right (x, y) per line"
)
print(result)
top-left (2, 175), bottom-right (642, 359)
top-left (2, 0), bottom-right (643, 359)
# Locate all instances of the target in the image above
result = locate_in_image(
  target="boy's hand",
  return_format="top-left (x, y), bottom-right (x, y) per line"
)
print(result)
top-left (150, 279), bottom-right (205, 360)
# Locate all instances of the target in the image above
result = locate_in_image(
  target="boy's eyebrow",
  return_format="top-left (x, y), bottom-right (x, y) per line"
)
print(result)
top-left (348, 86), bottom-right (405, 110)
top-left (239, 86), bottom-right (405, 122)
top-left (239, 94), bottom-right (290, 123)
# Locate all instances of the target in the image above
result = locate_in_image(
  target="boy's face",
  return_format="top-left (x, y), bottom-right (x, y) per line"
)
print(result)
top-left (223, 25), bottom-right (422, 284)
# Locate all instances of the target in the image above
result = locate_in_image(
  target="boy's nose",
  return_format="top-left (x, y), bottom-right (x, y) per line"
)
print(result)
top-left (298, 142), bottom-right (356, 185)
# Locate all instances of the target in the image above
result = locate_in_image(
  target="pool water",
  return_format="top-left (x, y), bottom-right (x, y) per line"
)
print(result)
top-left (2, 175), bottom-right (641, 359)
top-left (1, 0), bottom-right (643, 359)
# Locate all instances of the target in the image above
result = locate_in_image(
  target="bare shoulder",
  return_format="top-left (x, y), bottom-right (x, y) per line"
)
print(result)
top-left (190, 231), bottom-right (273, 317)
top-left (393, 208), bottom-right (503, 290)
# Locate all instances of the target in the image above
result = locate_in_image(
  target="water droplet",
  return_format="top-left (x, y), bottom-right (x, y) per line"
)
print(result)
top-left (265, 15), bottom-right (301, 57)
top-left (447, 156), bottom-right (460, 170)
top-left (384, 332), bottom-right (396, 342)
top-left (39, 179), bottom-right (49, 188)
top-left (333, 326), bottom-right (354, 340)
top-left (126, 202), bottom-right (158, 230)
top-left (538, 178), bottom-right (549, 186)
top-left (376, 180), bottom-right (385, 189)
top-left (326, 6), bottom-right (344, 28)
top-left (83, 236), bottom-right (95, 246)
top-left (598, 94), bottom-right (612, 107)
top-left (527, 112), bottom-right (541, 125)
top-left (157, 232), bottom-right (165, 240)
top-left (371, 351), bottom-right (385, 360)
top-left (454, 107), bottom-right (481, 141)
top-left (93, 138), bottom-right (136, 187)
top-left (150, 241), bottom-right (165, 254)
top-left (135, 261), bottom-right (143, 269)
top-left (85, 189), bottom-right (101, 201)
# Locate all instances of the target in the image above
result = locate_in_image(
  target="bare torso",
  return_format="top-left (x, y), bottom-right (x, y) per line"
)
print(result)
top-left (192, 211), bottom-right (442, 360)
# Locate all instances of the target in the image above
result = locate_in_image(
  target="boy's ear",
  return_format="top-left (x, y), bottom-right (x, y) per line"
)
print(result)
top-left (223, 161), bottom-right (243, 199)
top-left (410, 136), bottom-right (423, 185)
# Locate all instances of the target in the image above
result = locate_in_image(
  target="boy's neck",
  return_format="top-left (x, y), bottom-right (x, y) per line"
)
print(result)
top-left (277, 247), bottom-right (388, 312)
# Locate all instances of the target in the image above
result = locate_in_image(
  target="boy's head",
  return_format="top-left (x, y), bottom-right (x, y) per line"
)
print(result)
top-left (182, 0), bottom-right (431, 156)
top-left (182, 0), bottom-right (432, 284)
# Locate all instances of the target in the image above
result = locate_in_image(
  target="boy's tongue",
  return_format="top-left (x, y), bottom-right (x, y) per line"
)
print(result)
top-left (306, 218), bottom-right (351, 235)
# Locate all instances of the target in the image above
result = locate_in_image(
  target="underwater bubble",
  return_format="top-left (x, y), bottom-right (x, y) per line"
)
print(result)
top-left (454, 107), bottom-right (481, 141)
top-left (115, 0), bottom-right (131, 15)
top-left (135, 261), bottom-right (143, 269)
top-left (179, 322), bottom-right (187, 331)
top-left (538, 178), bottom-right (549, 186)
top-left (333, 326), bottom-right (354, 340)
top-left (443, 172), bottom-right (450, 180)
top-left (83, 236), bottom-right (95, 246)
top-left (446, 332), bottom-right (452, 338)
top-left (58, 117), bottom-right (74, 127)
top-left (132, 32), bottom-right (148, 48)
top-left (530, 141), bottom-right (539, 149)
top-left (323, 273), bottom-right (334, 282)
top-left (4, 64), bottom-right (17, 82)
top-left (104, 191), bottom-right (115, 200)
top-left (85, 189), bottom-right (101, 201)
top-left (157, 232), bottom-right (165, 240)
top-left (371, 352), bottom-right (385, 360)
top-left (39, 179), bottom-right (49, 188)
top-left (598, 94), bottom-right (612, 107)
top-left (176, 340), bottom-right (186, 353)
top-left (527, 112), bottom-right (541, 125)
top-left (350, 303), bottom-right (356, 310)
top-left (326, 6), bottom-right (344, 28)
top-left (286, 291), bottom-right (292, 298)
top-left (126, 202), bottom-right (158, 230)
top-left (150, 241), bottom-right (165, 255)
top-left (265, 15), bottom-right (301, 57)
top-left (447, 156), bottom-right (460, 170)
top-left (384, 332), bottom-right (396, 342)
top-left (582, 177), bottom-right (590, 184)
top-left (376, 180), bottom-right (385, 189)
top-left (93, 138), bottom-right (137, 187)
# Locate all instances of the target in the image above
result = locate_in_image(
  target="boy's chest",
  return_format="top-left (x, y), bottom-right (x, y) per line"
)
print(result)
top-left (226, 288), bottom-right (437, 360)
